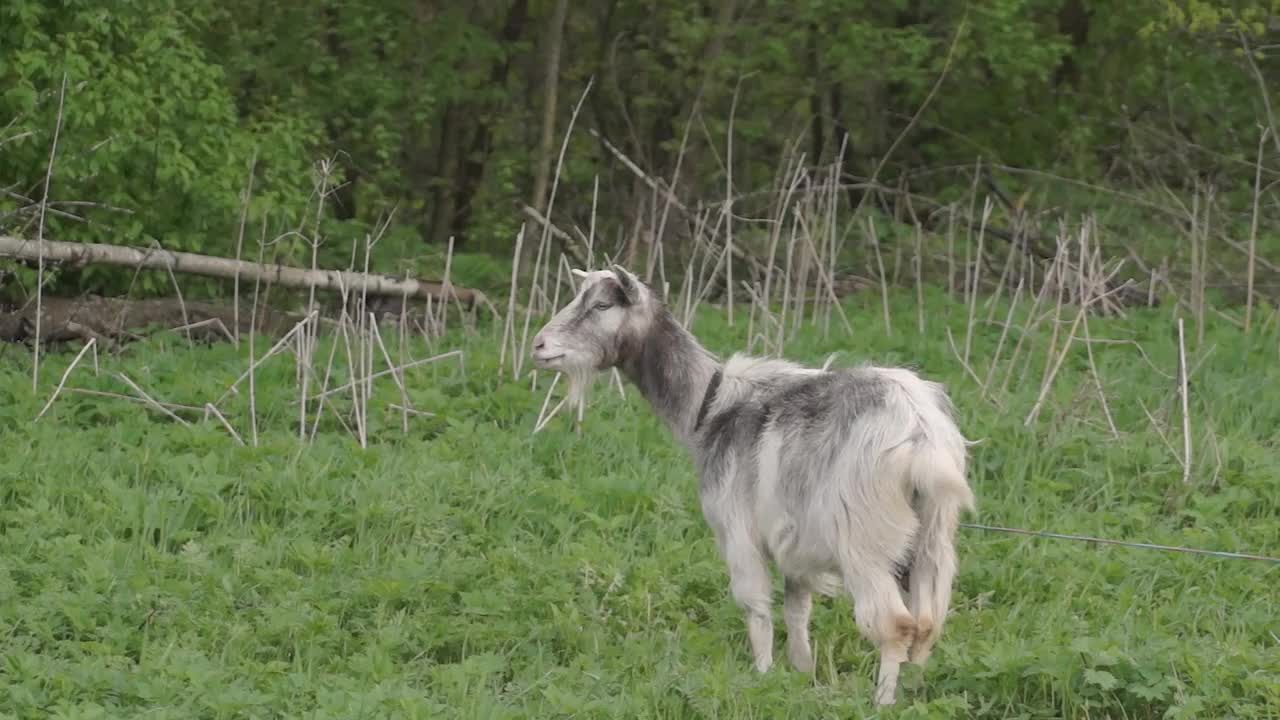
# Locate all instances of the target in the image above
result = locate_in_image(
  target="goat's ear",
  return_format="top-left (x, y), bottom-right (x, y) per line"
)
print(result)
top-left (610, 264), bottom-right (639, 305)
top-left (571, 268), bottom-right (589, 279)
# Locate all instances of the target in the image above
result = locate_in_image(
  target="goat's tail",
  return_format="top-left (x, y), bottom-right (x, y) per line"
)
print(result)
top-left (905, 441), bottom-right (975, 667)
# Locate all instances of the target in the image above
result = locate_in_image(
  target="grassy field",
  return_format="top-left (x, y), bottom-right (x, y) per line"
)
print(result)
top-left (1, 286), bottom-right (1277, 719)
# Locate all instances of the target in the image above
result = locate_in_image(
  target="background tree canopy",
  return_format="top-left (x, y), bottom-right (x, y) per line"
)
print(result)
top-left (2, 0), bottom-right (1279, 296)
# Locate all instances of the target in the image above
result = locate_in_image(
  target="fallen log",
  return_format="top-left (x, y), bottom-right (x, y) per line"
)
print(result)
top-left (0, 295), bottom-right (303, 346)
top-left (0, 235), bottom-right (490, 309)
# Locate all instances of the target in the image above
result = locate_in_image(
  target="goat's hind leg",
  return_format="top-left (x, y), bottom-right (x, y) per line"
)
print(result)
top-left (724, 541), bottom-right (775, 673)
top-left (844, 564), bottom-right (916, 705)
top-left (783, 577), bottom-right (814, 672)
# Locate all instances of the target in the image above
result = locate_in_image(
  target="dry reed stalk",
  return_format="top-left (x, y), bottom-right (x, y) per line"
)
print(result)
top-left (1080, 310), bottom-right (1119, 439)
top-left (999, 249), bottom-right (1061, 395)
top-left (724, 76), bottom-right (746, 327)
top-left (1197, 189), bottom-right (1211, 346)
top-left (822, 153), bottom-right (845, 337)
top-left (203, 403), bottom-right (245, 446)
top-left (588, 176), bottom-right (599, 267)
top-left (370, 315), bottom-right (411, 434)
top-left (981, 275), bottom-right (1024, 401)
top-left (1177, 317), bottom-right (1192, 485)
top-left (777, 208), bottom-right (801, 352)
top-left (232, 151), bottom-right (257, 346)
top-left (168, 318), bottom-right (235, 344)
top-left (146, 241), bottom-right (194, 349)
top-left (34, 337), bottom-right (96, 421)
top-left (32, 72), bottom-right (68, 393)
top-left (984, 213), bottom-right (1022, 324)
top-left (312, 350), bottom-right (464, 401)
top-left (117, 372), bottom-right (189, 426)
top-left (1188, 192), bottom-right (1203, 347)
top-left (214, 310), bottom-right (317, 407)
top-left (517, 215), bottom-right (555, 380)
top-left (946, 204), bottom-right (957, 296)
top-left (1246, 128), bottom-right (1268, 333)
top-left (610, 368), bottom-right (626, 400)
top-left (309, 326), bottom-right (344, 442)
top-left (760, 157), bottom-right (806, 309)
top-left (334, 304), bottom-right (364, 447)
top-left (675, 213), bottom-right (703, 326)
top-left (946, 326), bottom-right (1002, 410)
top-left (1023, 303), bottom-right (1086, 427)
top-left (65, 387), bottom-right (202, 414)
top-left (437, 236), bottom-right (456, 336)
top-left (791, 199), bottom-right (814, 337)
top-left (499, 225), bottom-right (525, 374)
top-left (247, 218), bottom-right (266, 445)
top-left (519, 80), bottom-right (593, 375)
top-left (794, 217), bottom-right (854, 337)
top-left (298, 164), bottom-right (333, 439)
top-left (914, 222), bottom-right (926, 334)
top-left (1022, 250), bottom-right (1130, 427)
top-left (963, 197), bottom-right (992, 365)
top-left (867, 217), bottom-right (893, 336)
top-left (1033, 232), bottom-right (1070, 394)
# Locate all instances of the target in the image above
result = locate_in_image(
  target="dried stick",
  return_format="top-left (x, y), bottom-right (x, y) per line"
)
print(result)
top-left (311, 350), bottom-right (463, 400)
top-left (203, 403), bottom-right (245, 446)
top-left (499, 225), bottom-right (526, 374)
top-left (232, 151), bottom-right (257, 347)
top-left (533, 372), bottom-right (563, 433)
top-left (153, 239), bottom-right (193, 348)
top-left (914, 222), bottom-right (925, 334)
top-left (946, 326), bottom-right (1002, 410)
top-left (963, 197), bottom-right (992, 365)
top-left (65, 387), bottom-right (202, 413)
top-left (1246, 128), bottom-right (1268, 333)
top-left (867, 217), bottom-right (892, 336)
top-left (34, 337), bottom-right (96, 421)
top-left (33, 72), bottom-right (68, 392)
top-left (1177, 317), bottom-right (1193, 485)
top-left (214, 310), bottom-right (316, 407)
top-left (1080, 311), bottom-right (1119, 439)
top-left (117, 372), bottom-right (189, 426)
top-left (371, 314), bottom-right (411, 434)
top-left (1024, 300), bottom-right (1087, 427)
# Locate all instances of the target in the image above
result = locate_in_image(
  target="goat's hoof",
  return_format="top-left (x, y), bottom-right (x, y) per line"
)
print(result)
top-left (753, 657), bottom-right (773, 673)
top-left (788, 648), bottom-right (815, 673)
top-left (901, 666), bottom-right (925, 692)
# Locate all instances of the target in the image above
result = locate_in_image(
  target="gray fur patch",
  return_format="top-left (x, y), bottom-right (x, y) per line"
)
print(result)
top-left (696, 399), bottom-right (771, 491)
top-left (769, 370), bottom-right (888, 430)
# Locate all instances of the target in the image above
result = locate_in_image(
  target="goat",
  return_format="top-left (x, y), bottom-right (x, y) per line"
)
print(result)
top-left (531, 265), bottom-right (975, 705)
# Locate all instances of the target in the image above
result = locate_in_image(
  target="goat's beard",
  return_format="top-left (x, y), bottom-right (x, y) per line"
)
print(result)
top-left (563, 365), bottom-right (596, 423)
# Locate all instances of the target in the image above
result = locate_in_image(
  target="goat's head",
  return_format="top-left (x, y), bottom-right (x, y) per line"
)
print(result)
top-left (531, 265), bottom-right (654, 374)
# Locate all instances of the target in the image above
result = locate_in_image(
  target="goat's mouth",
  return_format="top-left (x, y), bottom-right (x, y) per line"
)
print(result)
top-left (532, 352), bottom-right (565, 368)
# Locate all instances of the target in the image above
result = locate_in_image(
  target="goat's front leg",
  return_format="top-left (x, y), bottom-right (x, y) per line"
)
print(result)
top-left (724, 542), bottom-right (774, 673)
top-left (783, 578), bottom-right (814, 672)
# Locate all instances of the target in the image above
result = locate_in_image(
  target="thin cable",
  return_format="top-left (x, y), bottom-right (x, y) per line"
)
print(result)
top-left (960, 523), bottom-right (1280, 564)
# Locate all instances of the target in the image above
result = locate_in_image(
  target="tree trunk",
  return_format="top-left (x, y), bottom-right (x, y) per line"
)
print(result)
top-left (450, 0), bottom-right (530, 246)
top-left (0, 235), bottom-right (490, 308)
top-left (531, 0), bottom-right (571, 215)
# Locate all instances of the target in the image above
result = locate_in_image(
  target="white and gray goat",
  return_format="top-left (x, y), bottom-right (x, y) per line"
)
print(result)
top-left (531, 265), bottom-right (974, 705)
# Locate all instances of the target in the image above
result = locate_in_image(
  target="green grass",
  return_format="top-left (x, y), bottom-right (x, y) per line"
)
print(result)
top-left (1, 289), bottom-right (1277, 719)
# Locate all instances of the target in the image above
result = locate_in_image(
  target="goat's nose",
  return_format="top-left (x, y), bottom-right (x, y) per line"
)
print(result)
top-left (533, 334), bottom-right (546, 351)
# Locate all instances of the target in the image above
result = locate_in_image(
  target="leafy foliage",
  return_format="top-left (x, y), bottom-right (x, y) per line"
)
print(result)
top-left (2, 0), bottom-right (1280, 293)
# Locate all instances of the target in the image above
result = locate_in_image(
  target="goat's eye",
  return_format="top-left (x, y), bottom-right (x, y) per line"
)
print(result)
top-left (593, 301), bottom-right (612, 312)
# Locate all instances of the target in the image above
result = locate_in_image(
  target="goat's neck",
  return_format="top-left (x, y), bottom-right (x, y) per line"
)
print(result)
top-left (619, 309), bottom-right (720, 448)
